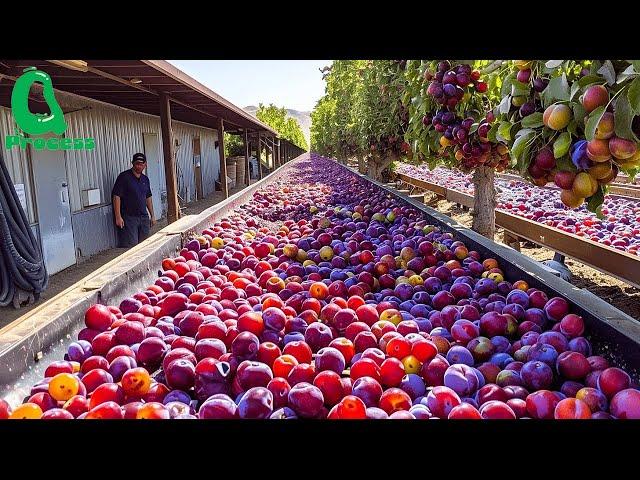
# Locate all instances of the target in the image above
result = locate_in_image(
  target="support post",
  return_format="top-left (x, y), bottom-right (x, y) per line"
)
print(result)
top-left (553, 252), bottom-right (566, 265)
top-left (266, 138), bottom-right (271, 170)
top-left (244, 130), bottom-right (250, 186)
top-left (257, 132), bottom-right (263, 179)
top-left (217, 118), bottom-right (228, 199)
top-left (160, 92), bottom-right (179, 224)
top-left (503, 231), bottom-right (521, 252)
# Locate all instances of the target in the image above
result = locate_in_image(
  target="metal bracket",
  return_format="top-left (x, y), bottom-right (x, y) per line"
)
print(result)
top-left (553, 252), bottom-right (566, 265)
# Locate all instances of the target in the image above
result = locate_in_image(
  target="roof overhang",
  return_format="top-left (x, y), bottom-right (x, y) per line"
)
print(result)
top-left (0, 59), bottom-right (278, 136)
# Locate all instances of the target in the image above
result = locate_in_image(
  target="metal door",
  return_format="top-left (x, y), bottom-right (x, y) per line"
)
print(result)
top-left (31, 135), bottom-right (76, 274)
top-left (142, 132), bottom-right (163, 220)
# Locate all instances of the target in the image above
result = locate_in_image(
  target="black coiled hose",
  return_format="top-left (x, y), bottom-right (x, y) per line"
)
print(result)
top-left (0, 150), bottom-right (48, 308)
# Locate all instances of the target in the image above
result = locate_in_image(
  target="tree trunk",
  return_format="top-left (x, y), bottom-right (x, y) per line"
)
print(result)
top-left (357, 154), bottom-right (365, 174)
top-left (471, 166), bottom-right (497, 240)
top-left (367, 153), bottom-right (379, 179)
top-left (367, 152), bottom-right (395, 181)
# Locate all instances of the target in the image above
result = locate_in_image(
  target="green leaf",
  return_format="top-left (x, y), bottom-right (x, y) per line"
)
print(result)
top-left (628, 77), bottom-right (640, 114)
top-left (567, 119), bottom-right (579, 136)
top-left (597, 61), bottom-right (616, 86)
top-left (633, 61), bottom-right (640, 74)
top-left (511, 82), bottom-right (531, 97)
top-left (545, 60), bottom-right (564, 69)
top-left (501, 73), bottom-right (515, 97)
top-left (515, 127), bottom-right (535, 138)
top-left (577, 75), bottom-right (605, 88)
top-left (519, 147), bottom-right (535, 176)
top-left (572, 103), bottom-right (587, 128)
top-left (419, 141), bottom-right (429, 158)
top-left (586, 187), bottom-right (605, 215)
top-left (498, 121), bottom-right (512, 141)
top-left (488, 72), bottom-right (499, 94)
top-left (584, 106), bottom-right (606, 141)
top-left (553, 132), bottom-right (572, 158)
top-left (498, 95), bottom-right (511, 115)
top-left (469, 123), bottom-right (479, 134)
top-left (595, 205), bottom-right (604, 219)
top-left (511, 131), bottom-right (535, 160)
top-left (613, 95), bottom-right (638, 142)
top-left (556, 155), bottom-right (574, 171)
top-left (541, 74), bottom-right (570, 108)
top-left (521, 112), bottom-right (544, 128)
top-left (487, 123), bottom-right (498, 143)
top-left (570, 82), bottom-right (581, 102)
top-left (616, 64), bottom-right (637, 84)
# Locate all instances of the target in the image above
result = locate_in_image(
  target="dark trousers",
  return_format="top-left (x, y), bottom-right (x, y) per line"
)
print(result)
top-left (117, 214), bottom-right (150, 248)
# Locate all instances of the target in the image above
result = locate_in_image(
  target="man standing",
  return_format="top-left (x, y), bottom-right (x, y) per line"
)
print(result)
top-left (112, 152), bottom-right (156, 248)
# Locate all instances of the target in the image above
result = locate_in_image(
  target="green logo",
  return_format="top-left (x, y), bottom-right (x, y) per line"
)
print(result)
top-left (5, 67), bottom-right (95, 151)
top-left (12, 67), bottom-right (67, 135)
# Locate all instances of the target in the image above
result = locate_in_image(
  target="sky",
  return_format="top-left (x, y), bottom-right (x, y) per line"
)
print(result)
top-left (168, 60), bottom-right (331, 112)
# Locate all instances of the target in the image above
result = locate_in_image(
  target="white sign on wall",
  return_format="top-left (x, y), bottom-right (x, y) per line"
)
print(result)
top-left (14, 183), bottom-right (27, 212)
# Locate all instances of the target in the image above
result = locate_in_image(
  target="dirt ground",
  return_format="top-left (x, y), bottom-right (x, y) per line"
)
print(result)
top-left (426, 193), bottom-right (640, 321)
top-left (0, 182), bottom-right (254, 328)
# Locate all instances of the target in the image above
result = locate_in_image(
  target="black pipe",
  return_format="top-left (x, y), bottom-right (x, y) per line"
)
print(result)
top-left (0, 150), bottom-right (48, 308)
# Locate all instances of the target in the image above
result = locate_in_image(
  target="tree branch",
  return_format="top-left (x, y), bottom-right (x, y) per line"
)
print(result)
top-left (481, 60), bottom-right (506, 75)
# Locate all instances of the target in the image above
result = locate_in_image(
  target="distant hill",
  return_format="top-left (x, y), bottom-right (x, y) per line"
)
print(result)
top-left (243, 105), bottom-right (311, 147)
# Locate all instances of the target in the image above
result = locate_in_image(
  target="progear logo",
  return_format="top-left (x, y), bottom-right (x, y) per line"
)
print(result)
top-left (5, 67), bottom-right (95, 151)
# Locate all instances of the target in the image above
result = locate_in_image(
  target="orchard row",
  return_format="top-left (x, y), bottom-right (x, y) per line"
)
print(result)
top-left (312, 60), bottom-right (640, 239)
top-left (396, 163), bottom-right (640, 256)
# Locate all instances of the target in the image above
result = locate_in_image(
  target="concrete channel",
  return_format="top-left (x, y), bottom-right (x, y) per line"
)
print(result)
top-left (2, 154), bottom-right (640, 406)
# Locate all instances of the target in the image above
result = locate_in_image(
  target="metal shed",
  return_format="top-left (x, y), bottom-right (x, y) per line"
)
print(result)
top-left (0, 59), bottom-right (283, 274)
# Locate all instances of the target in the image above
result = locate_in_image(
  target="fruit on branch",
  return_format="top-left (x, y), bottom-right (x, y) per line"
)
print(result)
top-left (543, 104), bottom-right (572, 131)
top-left (581, 85), bottom-right (609, 113)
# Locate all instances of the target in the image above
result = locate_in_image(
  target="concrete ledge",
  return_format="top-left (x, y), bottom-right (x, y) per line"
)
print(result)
top-left (0, 232), bottom-right (183, 390)
top-left (157, 214), bottom-right (200, 235)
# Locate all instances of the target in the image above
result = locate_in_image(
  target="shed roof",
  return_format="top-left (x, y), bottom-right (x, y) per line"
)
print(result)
top-left (0, 59), bottom-right (277, 135)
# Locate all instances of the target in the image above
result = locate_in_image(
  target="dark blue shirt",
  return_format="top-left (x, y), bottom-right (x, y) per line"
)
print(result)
top-left (112, 169), bottom-right (152, 217)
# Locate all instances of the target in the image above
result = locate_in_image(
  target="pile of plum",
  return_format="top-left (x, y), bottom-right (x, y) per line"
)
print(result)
top-left (396, 163), bottom-right (640, 256)
top-left (2, 154), bottom-right (638, 420)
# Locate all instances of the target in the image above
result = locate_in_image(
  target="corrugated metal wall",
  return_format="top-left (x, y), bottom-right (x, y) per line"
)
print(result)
top-left (173, 123), bottom-right (219, 203)
top-left (2, 93), bottom-right (221, 215)
top-left (64, 106), bottom-right (109, 212)
top-left (101, 107), bottom-right (161, 212)
top-left (201, 133), bottom-right (219, 197)
top-left (1, 89), bottom-right (224, 262)
top-left (173, 123), bottom-right (195, 203)
top-left (71, 205), bottom-right (117, 260)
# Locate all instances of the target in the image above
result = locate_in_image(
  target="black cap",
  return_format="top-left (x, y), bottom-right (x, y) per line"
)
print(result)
top-left (132, 152), bottom-right (146, 164)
